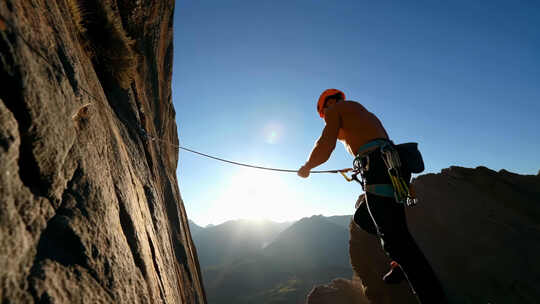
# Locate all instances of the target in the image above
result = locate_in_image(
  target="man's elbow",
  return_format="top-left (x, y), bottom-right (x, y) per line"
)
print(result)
top-left (323, 142), bottom-right (336, 161)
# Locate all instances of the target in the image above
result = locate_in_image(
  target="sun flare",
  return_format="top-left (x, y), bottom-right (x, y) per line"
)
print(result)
top-left (208, 169), bottom-right (308, 224)
top-left (263, 122), bottom-right (284, 144)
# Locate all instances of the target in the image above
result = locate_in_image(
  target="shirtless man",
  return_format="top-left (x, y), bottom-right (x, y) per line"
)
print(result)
top-left (298, 89), bottom-right (446, 304)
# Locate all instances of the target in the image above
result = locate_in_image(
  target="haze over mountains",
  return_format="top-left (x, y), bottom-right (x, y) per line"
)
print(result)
top-left (190, 218), bottom-right (292, 267)
top-left (190, 215), bottom-right (353, 304)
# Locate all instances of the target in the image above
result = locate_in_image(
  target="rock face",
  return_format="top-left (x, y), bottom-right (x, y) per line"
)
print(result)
top-left (306, 277), bottom-right (370, 304)
top-left (349, 166), bottom-right (540, 303)
top-left (0, 0), bottom-right (205, 303)
top-left (349, 221), bottom-right (417, 304)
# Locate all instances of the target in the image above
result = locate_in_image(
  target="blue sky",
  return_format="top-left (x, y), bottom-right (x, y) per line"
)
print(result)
top-left (172, 0), bottom-right (540, 226)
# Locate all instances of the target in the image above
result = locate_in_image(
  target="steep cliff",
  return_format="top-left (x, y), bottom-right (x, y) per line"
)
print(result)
top-left (0, 0), bottom-right (205, 303)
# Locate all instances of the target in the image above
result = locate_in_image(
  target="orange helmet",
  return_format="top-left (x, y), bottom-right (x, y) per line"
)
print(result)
top-left (317, 89), bottom-right (345, 118)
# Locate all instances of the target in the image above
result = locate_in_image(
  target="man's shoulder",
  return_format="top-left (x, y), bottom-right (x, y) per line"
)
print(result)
top-left (339, 100), bottom-right (366, 110)
top-left (344, 100), bottom-right (363, 105)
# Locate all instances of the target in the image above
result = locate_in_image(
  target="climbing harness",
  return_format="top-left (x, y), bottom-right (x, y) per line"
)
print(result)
top-left (380, 144), bottom-right (417, 206)
top-left (340, 139), bottom-right (421, 207)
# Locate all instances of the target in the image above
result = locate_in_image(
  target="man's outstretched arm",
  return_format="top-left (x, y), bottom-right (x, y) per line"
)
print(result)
top-left (298, 107), bottom-right (340, 178)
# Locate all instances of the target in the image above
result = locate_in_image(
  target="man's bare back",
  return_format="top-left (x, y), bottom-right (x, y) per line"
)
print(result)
top-left (331, 100), bottom-right (389, 156)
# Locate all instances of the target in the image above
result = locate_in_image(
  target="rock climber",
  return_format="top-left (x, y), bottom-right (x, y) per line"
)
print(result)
top-left (297, 89), bottom-right (446, 303)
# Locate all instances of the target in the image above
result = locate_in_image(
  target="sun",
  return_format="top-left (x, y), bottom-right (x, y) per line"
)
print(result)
top-left (263, 122), bottom-right (284, 144)
top-left (208, 169), bottom-right (309, 224)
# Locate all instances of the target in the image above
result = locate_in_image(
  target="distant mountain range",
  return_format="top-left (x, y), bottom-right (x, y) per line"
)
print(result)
top-left (191, 218), bottom-right (292, 268)
top-left (190, 215), bottom-right (353, 304)
top-left (188, 219), bottom-right (205, 236)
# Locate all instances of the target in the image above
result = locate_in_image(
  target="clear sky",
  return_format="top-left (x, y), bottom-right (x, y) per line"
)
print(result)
top-left (172, 0), bottom-right (540, 226)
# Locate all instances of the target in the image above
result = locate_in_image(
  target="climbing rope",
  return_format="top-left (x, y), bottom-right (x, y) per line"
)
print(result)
top-left (1, 14), bottom-right (352, 176)
top-left (143, 131), bottom-right (351, 174)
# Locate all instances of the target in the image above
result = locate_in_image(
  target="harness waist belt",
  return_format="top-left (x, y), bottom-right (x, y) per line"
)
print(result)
top-left (365, 184), bottom-right (395, 198)
top-left (356, 138), bottom-right (392, 157)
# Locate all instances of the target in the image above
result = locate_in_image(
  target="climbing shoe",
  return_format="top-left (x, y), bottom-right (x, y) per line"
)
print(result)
top-left (383, 261), bottom-right (405, 284)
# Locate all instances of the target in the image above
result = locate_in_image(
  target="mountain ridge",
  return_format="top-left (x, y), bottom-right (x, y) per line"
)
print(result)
top-left (193, 214), bottom-right (354, 304)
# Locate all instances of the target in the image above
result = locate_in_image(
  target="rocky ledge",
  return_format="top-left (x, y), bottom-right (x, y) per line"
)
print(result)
top-left (310, 166), bottom-right (540, 304)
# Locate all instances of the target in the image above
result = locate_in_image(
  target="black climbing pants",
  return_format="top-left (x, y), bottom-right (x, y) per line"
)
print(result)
top-left (353, 149), bottom-right (446, 304)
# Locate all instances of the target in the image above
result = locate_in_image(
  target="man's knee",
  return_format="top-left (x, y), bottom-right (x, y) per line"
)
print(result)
top-left (353, 199), bottom-right (378, 235)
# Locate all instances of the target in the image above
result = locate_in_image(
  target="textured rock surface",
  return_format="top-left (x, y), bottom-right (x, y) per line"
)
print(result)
top-left (306, 277), bottom-right (370, 304)
top-left (0, 0), bottom-right (205, 303)
top-left (349, 221), bottom-right (417, 304)
top-left (348, 166), bottom-right (540, 303)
